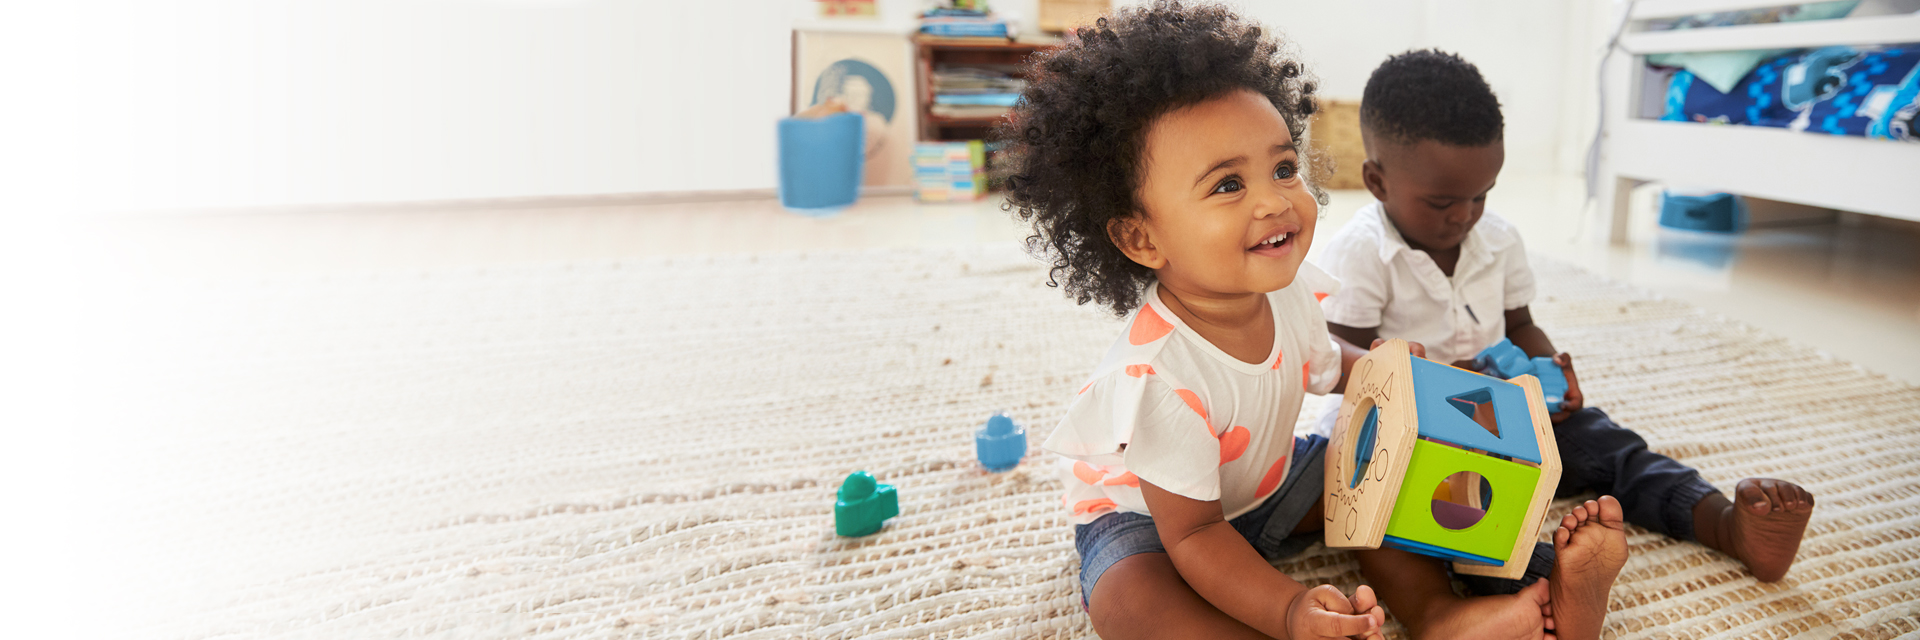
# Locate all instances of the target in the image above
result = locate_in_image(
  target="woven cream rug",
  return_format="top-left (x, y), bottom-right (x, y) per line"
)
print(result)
top-left (88, 244), bottom-right (1920, 639)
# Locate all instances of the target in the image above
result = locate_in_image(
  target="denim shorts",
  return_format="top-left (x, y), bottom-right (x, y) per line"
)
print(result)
top-left (1072, 434), bottom-right (1328, 607)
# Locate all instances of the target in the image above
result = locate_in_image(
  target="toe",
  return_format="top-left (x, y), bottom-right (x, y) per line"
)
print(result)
top-left (1736, 479), bottom-right (1770, 513)
top-left (1596, 495), bottom-right (1625, 527)
top-left (1762, 481), bottom-right (1788, 514)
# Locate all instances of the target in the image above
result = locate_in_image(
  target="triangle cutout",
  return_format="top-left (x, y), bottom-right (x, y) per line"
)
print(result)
top-left (1446, 388), bottom-right (1500, 438)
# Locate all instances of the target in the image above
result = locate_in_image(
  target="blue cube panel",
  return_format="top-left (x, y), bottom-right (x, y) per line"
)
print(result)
top-left (1408, 358), bottom-right (1544, 464)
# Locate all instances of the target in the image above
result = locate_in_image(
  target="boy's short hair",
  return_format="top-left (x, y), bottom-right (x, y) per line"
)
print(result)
top-left (997, 0), bottom-right (1325, 316)
top-left (1360, 49), bottom-right (1504, 148)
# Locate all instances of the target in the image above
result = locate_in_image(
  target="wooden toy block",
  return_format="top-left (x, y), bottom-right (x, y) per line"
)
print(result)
top-left (1326, 339), bottom-right (1563, 581)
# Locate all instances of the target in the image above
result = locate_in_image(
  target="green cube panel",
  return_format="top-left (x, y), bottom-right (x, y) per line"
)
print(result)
top-left (1383, 439), bottom-right (1542, 562)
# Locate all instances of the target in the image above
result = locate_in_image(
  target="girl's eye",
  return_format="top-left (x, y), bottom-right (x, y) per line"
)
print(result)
top-left (1212, 178), bottom-right (1244, 194)
top-left (1274, 162), bottom-right (1296, 180)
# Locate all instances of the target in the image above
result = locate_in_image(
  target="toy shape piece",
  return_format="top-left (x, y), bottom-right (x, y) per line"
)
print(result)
top-left (1475, 338), bottom-right (1533, 379)
top-left (1326, 339), bottom-right (1421, 551)
top-left (975, 413), bottom-right (1027, 472)
top-left (1528, 356), bottom-right (1568, 413)
top-left (1382, 438), bottom-right (1540, 562)
top-left (1454, 374), bottom-right (1563, 580)
top-left (1408, 359), bottom-right (1543, 464)
top-left (835, 471), bottom-right (900, 537)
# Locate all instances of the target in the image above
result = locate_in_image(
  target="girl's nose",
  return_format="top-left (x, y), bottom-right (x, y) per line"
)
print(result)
top-left (1252, 182), bottom-right (1291, 218)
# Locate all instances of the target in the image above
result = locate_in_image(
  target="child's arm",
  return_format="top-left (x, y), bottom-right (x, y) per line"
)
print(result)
top-left (1505, 306), bottom-right (1585, 419)
top-left (1140, 480), bottom-right (1385, 639)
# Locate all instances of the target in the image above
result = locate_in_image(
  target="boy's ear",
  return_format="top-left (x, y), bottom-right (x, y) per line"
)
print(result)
top-left (1107, 216), bottom-right (1167, 270)
top-left (1360, 159), bottom-right (1389, 202)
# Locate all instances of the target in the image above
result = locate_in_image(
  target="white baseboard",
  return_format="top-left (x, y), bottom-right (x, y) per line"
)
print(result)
top-left (96, 185), bottom-right (922, 218)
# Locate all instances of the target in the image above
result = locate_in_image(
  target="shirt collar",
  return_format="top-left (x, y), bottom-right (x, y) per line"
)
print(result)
top-left (1363, 200), bottom-right (1512, 275)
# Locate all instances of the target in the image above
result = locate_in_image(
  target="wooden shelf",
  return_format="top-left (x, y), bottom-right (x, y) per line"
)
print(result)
top-left (916, 35), bottom-right (1058, 141)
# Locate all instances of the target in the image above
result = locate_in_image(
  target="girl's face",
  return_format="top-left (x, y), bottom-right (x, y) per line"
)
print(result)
top-left (1119, 89), bottom-right (1318, 300)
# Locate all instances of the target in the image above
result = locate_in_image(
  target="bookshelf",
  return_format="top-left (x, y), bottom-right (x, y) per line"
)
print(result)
top-left (914, 36), bottom-right (1059, 141)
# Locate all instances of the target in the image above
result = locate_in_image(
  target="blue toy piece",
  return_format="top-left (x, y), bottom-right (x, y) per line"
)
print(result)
top-left (1528, 357), bottom-right (1568, 413)
top-left (1473, 338), bottom-right (1533, 380)
top-left (1472, 338), bottom-right (1568, 413)
top-left (976, 413), bottom-right (1026, 472)
top-left (834, 471), bottom-right (899, 537)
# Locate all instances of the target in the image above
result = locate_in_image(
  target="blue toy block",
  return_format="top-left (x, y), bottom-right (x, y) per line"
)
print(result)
top-left (1475, 338), bottom-right (1533, 380)
top-left (976, 413), bottom-right (1026, 472)
top-left (1409, 358), bottom-right (1544, 464)
top-left (1529, 356), bottom-right (1568, 413)
top-left (1473, 340), bottom-right (1568, 413)
top-left (834, 471), bottom-right (899, 537)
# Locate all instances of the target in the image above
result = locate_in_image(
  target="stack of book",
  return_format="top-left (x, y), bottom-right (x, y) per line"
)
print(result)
top-left (920, 7), bottom-right (1015, 39)
top-left (914, 141), bottom-right (988, 202)
top-left (930, 67), bottom-right (1026, 119)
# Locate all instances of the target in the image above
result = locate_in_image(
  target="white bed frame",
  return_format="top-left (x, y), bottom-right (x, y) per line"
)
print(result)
top-left (1594, 0), bottom-right (1920, 243)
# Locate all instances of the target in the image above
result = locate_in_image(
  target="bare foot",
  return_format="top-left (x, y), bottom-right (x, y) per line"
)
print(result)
top-left (1415, 579), bottom-right (1554, 640)
top-left (1548, 496), bottom-right (1628, 640)
top-left (1695, 478), bottom-right (1815, 582)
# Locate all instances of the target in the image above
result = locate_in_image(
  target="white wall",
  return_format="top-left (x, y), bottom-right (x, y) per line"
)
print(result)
top-left (1135, 0), bottom-right (1594, 177)
top-left (69, 0), bottom-right (1601, 212)
top-left (73, 0), bottom-right (801, 212)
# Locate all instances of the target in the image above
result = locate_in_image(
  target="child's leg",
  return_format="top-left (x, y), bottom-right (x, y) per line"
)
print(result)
top-left (1087, 553), bottom-right (1269, 640)
top-left (1546, 496), bottom-right (1630, 640)
top-left (1355, 548), bottom-right (1553, 640)
top-left (1359, 497), bottom-right (1630, 640)
top-left (1554, 407), bottom-right (1813, 581)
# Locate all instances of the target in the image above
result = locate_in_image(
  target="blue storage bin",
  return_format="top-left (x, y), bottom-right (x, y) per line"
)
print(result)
top-left (1658, 192), bottom-right (1747, 233)
top-left (777, 112), bottom-right (864, 215)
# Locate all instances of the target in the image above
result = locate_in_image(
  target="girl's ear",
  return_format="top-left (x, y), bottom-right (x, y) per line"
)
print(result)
top-left (1107, 215), bottom-right (1167, 270)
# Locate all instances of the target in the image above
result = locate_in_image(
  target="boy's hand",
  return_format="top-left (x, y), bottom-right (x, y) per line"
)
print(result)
top-left (1548, 352), bottom-right (1585, 423)
top-left (1286, 583), bottom-right (1386, 640)
top-left (1368, 338), bottom-right (1426, 359)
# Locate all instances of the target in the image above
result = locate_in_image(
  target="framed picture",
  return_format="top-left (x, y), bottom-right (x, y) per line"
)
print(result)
top-left (793, 28), bottom-right (917, 188)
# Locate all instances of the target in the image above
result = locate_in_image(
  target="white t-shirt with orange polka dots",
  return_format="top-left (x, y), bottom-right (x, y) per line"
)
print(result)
top-left (1044, 263), bottom-right (1344, 525)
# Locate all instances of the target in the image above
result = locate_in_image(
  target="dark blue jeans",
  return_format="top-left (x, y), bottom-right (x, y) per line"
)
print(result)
top-left (1458, 407), bottom-right (1718, 595)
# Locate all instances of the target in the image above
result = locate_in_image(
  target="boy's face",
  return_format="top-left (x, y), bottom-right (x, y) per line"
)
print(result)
top-left (1361, 140), bottom-right (1504, 253)
top-left (1118, 89), bottom-right (1319, 298)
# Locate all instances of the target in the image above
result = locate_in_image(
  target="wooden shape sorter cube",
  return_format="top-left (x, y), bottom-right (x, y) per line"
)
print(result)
top-left (1324, 339), bottom-right (1562, 580)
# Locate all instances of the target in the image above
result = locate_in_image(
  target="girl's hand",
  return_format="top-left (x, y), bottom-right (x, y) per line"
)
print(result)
top-left (1286, 583), bottom-right (1386, 640)
top-left (1368, 338), bottom-right (1427, 359)
top-left (1548, 352), bottom-right (1585, 423)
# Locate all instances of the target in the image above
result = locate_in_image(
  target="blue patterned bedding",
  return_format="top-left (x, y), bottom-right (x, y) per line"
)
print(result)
top-left (1661, 44), bottom-right (1920, 141)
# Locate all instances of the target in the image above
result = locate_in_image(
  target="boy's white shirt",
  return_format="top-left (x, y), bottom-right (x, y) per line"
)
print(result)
top-left (1306, 201), bottom-right (1537, 436)
top-left (1314, 201), bottom-right (1536, 365)
top-left (1043, 264), bottom-right (1343, 525)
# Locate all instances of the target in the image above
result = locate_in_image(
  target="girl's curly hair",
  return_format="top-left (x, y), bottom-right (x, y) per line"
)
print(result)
top-left (996, 0), bottom-right (1328, 316)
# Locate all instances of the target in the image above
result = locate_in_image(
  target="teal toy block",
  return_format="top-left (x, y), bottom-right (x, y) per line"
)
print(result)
top-left (834, 471), bottom-right (899, 537)
top-left (976, 413), bottom-right (1026, 472)
top-left (1473, 339), bottom-right (1568, 412)
top-left (1529, 356), bottom-right (1568, 413)
top-left (1474, 338), bottom-right (1533, 380)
